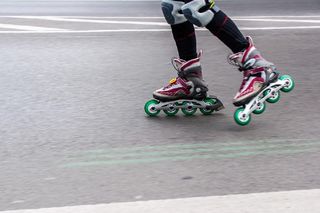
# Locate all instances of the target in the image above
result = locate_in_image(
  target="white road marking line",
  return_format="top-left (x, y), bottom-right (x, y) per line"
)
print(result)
top-left (2, 16), bottom-right (165, 19)
top-left (0, 26), bottom-right (320, 34)
top-left (10, 201), bottom-right (25, 205)
top-left (233, 15), bottom-right (320, 19)
top-left (3, 16), bottom-right (169, 26)
top-left (3, 15), bottom-right (320, 20)
top-left (43, 177), bottom-right (56, 181)
top-left (0, 15), bottom-right (320, 34)
top-left (239, 26), bottom-right (320, 30)
top-left (3, 16), bottom-right (320, 26)
top-left (0, 23), bottom-right (65, 31)
top-left (236, 18), bottom-right (320, 24)
top-left (2, 189), bottom-right (320, 213)
top-left (0, 29), bottom-right (172, 34)
top-left (85, 0), bottom-right (160, 1)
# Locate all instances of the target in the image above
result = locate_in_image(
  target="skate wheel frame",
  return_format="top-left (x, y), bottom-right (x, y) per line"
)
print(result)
top-left (144, 97), bottom-right (223, 117)
top-left (264, 89), bottom-right (281, 104)
top-left (252, 101), bottom-right (266, 115)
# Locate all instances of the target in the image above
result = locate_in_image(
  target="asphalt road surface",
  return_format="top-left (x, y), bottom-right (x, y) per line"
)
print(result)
top-left (0, 0), bottom-right (320, 211)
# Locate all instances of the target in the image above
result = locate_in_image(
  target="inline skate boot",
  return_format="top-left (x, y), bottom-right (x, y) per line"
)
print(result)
top-left (144, 52), bottom-right (224, 116)
top-left (229, 36), bottom-right (295, 126)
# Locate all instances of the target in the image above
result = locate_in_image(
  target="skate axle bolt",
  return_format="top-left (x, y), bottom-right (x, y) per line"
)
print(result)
top-left (168, 105), bottom-right (175, 110)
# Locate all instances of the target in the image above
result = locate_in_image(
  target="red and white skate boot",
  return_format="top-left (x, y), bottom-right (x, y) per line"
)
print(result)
top-left (153, 52), bottom-right (208, 102)
top-left (153, 77), bottom-right (192, 101)
top-left (228, 36), bottom-right (279, 106)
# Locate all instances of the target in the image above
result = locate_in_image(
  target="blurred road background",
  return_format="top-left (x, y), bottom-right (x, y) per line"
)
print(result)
top-left (0, 0), bottom-right (320, 211)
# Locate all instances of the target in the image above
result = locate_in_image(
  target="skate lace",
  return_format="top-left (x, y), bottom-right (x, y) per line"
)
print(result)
top-left (239, 72), bottom-right (249, 91)
top-left (227, 53), bottom-right (242, 68)
top-left (228, 53), bottom-right (258, 72)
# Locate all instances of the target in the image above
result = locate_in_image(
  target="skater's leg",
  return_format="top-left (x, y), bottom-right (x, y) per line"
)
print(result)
top-left (180, 0), bottom-right (279, 106)
top-left (180, 0), bottom-right (249, 53)
top-left (155, 0), bottom-right (208, 101)
top-left (171, 22), bottom-right (197, 61)
top-left (205, 10), bottom-right (249, 53)
top-left (147, 0), bottom-right (224, 116)
top-left (161, 0), bottom-right (197, 60)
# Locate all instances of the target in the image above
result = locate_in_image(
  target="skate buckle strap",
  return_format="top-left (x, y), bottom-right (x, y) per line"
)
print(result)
top-left (208, 0), bottom-right (215, 8)
top-left (162, 77), bottom-right (178, 90)
top-left (169, 78), bottom-right (177, 84)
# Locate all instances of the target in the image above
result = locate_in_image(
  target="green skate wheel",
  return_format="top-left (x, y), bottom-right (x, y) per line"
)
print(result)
top-left (279, 75), bottom-right (295, 93)
top-left (163, 103), bottom-right (179, 116)
top-left (234, 107), bottom-right (251, 126)
top-left (200, 97), bottom-right (216, 115)
top-left (144, 99), bottom-right (160, 116)
top-left (264, 89), bottom-right (281, 104)
top-left (181, 101), bottom-right (197, 116)
top-left (253, 101), bottom-right (266, 115)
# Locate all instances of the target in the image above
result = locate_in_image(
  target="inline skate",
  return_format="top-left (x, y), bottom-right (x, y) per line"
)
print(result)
top-left (144, 52), bottom-right (224, 117)
top-left (229, 36), bottom-right (295, 126)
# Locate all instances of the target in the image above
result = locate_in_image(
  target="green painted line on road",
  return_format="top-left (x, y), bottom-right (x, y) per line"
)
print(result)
top-left (61, 147), bottom-right (320, 168)
top-left (219, 142), bottom-right (320, 151)
top-left (77, 141), bottom-right (320, 160)
top-left (79, 138), bottom-right (319, 155)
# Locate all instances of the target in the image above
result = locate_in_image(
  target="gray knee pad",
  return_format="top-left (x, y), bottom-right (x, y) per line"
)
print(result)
top-left (161, 0), bottom-right (187, 25)
top-left (181, 0), bottom-right (220, 27)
